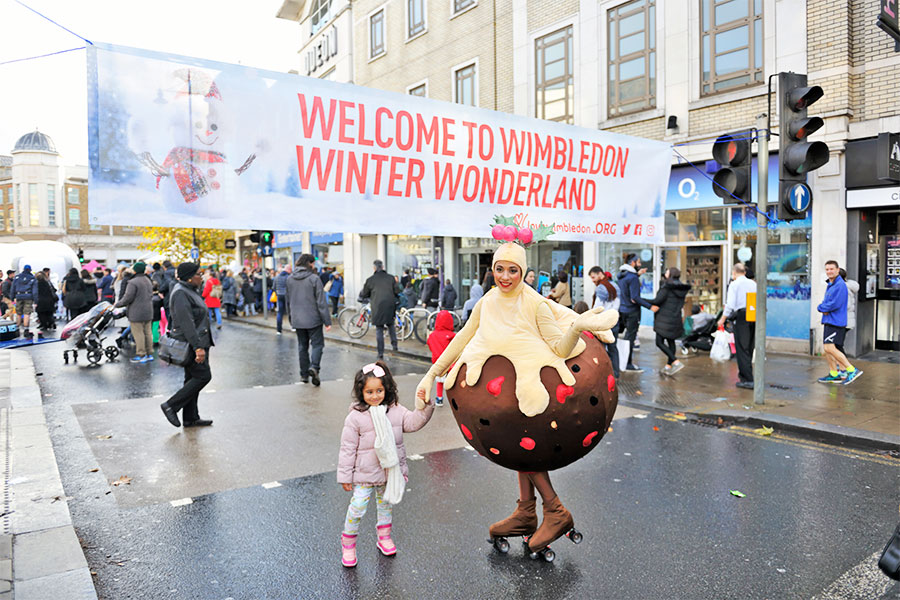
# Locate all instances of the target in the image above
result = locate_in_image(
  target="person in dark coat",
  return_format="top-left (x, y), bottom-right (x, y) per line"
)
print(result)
top-left (402, 281), bottom-right (417, 310)
top-left (35, 271), bottom-right (57, 331)
top-left (61, 268), bottom-right (88, 319)
top-left (649, 267), bottom-right (691, 376)
top-left (440, 279), bottom-right (457, 309)
top-left (11, 265), bottom-right (39, 337)
top-left (285, 253), bottom-right (332, 385)
top-left (241, 276), bottom-right (257, 315)
top-left (617, 253), bottom-right (653, 372)
top-left (115, 262), bottom-right (155, 362)
top-left (81, 269), bottom-right (98, 308)
top-left (359, 259), bottom-right (402, 360)
top-left (160, 263), bottom-right (214, 428)
top-left (419, 268), bottom-right (440, 309)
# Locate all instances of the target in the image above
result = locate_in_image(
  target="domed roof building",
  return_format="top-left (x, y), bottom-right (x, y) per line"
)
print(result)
top-left (12, 130), bottom-right (58, 154)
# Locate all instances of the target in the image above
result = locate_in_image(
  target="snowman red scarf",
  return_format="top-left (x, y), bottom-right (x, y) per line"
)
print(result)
top-left (155, 147), bottom-right (226, 203)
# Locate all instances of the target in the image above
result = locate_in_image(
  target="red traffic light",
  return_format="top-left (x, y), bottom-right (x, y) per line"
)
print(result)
top-left (712, 134), bottom-right (750, 166)
top-left (789, 117), bottom-right (824, 140)
top-left (786, 85), bottom-right (823, 111)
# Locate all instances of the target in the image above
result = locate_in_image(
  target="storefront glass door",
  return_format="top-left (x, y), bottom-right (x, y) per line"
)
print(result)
top-left (660, 244), bottom-right (725, 316)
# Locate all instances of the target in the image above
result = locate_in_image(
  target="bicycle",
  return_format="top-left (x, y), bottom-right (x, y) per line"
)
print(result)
top-left (340, 303), bottom-right (414, 341)
top-left (413, 306), bottom-right (462, 345)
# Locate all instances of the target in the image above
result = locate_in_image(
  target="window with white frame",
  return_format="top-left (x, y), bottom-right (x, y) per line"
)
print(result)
top-left (67, 187), bottom-right (79, 204)
top-left (701, 0), bottom-right (763, 95)
top-left (454, 63), bottom-right (476, 106)
top-left (47, 184), bottom-right (55, 226)
top-left (68, 208), bottom-right (81, 230)
top-left (607, 0), bottom-right (655, 117)
top-left (535, 26), bottom-right (574, 124)
top-left (370, 9), bottom-right (385, 59)
top-left (310, 0), bottom-right (332, 36)
top-left (408, 0), bottom-right (425, 38)
top-left (409, 83), bottom-right (427, 97)
top-left (453, 0), bottom-right (475, 14)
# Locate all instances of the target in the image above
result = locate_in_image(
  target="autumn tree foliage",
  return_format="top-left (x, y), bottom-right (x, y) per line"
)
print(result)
top-left (137, 227), bottom-right (234, 265)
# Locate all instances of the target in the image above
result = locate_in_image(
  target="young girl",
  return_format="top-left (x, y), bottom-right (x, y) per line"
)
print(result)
top-left (337, 361), bottom-right (434, 568)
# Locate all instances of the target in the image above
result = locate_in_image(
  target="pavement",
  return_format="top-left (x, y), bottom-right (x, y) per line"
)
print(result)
top-left (234, 313), bottom-right (900, 451)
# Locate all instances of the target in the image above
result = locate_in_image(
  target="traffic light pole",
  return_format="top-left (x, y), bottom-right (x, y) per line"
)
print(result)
top-left (754, 115), bottom-right (769, 406)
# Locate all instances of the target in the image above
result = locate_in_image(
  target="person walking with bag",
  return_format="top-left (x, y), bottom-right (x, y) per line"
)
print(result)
top-left (160, 263), bottom-right (214, 428)
top-left (115, 262), bottom-right (155, 363)
top-left (274, 264), bottom-right (291, 334)
top-left (649, 267), bottom-right (690, 376)
top-left (359, 260), bottom-right (402, 361)
top-left (718, 262), bottom-right (756, 389)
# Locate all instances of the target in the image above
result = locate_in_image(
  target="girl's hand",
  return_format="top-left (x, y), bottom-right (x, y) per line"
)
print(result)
top-left (341, 483), bottom-right (353, 492)
top-left (415, 384), bottom-right (430, 411)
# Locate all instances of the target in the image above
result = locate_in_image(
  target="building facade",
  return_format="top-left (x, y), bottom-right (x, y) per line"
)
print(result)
top-left (277, 0), bottom-right (899, 356)
top-left (0, 130), bottom-right (147, 265)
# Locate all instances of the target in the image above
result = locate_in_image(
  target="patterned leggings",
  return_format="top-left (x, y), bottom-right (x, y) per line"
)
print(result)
top-left (343, 484), bottom-right (392, 536)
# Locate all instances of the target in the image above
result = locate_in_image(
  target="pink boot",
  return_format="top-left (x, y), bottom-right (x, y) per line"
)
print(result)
top-left (341, 533), bottom-right (357, 567)
top-left (376, 524), bottom-right (396, 556)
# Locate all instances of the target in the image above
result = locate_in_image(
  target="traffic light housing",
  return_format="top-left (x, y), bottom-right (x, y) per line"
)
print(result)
top-left (77, 248), bottom-right (84, 263)
top-left (711, 131), bottom-right (752, 205)
top-left (249, 230), bottom-right (260, 244)
top-left (778, 72), bottom-right (829, 221)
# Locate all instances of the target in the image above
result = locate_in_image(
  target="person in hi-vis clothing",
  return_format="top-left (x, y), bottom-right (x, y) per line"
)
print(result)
top-left (718, 263), bottom-right (756, 389)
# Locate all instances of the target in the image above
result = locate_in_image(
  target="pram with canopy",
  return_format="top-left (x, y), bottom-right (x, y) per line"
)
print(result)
top-left (60, 301), bottom-right (123, 365)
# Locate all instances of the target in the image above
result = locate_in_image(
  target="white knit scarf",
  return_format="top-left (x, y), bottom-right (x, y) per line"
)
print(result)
top-left (370, 404), bottom-right (404, 504)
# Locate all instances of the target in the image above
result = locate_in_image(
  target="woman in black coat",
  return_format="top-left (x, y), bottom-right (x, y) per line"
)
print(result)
top-left (81, 269), bottom-right (98, 308)
top-left (35, 272), bottom-right (57, 330)
top-left (62, 268), bottom-right (88, 319)
top-left (649, 267), bottom-right (691, 376)
top-left (160, 263), bottom-right (214, 428)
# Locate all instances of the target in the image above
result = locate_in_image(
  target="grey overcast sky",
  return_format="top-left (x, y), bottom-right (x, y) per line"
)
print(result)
top-left (0, 0), bottom-right (299, 164)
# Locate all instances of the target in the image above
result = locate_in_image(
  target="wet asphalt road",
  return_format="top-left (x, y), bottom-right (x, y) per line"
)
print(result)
top-left (25, 321), bottom-right (900, 599)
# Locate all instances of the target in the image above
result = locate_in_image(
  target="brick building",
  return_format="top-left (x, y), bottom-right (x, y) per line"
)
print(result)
top-left (276, 0), bottom-right (899, 356)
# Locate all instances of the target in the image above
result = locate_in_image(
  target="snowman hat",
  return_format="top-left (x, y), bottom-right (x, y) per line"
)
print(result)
top-left (492, 242), bottom-right (527, 274)
top-left (173, 68), bottom-right (222, 100)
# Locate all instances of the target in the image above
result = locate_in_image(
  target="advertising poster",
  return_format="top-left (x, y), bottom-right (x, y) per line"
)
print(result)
top-left (87, 44), bottom-right (672, 243)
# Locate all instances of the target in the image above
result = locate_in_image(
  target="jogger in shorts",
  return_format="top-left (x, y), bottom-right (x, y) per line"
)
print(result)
top-left (816, 260), bottom-right (862, 385)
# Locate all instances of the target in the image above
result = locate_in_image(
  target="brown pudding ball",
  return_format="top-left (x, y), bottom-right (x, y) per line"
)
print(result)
top-left (447, 333), bottom-right (618, 472)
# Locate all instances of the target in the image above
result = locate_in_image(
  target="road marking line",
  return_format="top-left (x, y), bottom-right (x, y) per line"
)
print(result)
top-left (811, 551), bottom-right (893, 600)
top-left (170, 498), bottom-right (193, 507)
top-left (261, 481), bottom-right (282, 489)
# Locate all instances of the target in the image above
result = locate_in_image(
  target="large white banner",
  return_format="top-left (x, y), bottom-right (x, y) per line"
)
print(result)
top-left (87, 43), bottom-right (672, 243)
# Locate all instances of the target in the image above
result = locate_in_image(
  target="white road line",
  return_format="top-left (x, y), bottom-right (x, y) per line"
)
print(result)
top-left (811, 551), bottom-right (894, 600)
top-left (170, 498), bottom-right (193, 507)
top-left (261, 481), bottom-right (282, 489)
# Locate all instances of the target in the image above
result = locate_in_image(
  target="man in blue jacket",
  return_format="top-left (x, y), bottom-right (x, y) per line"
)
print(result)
top-left (274, 264), bottom-right (292, 334)
top-left (816, 260), bottom-right (862, 384)
top-left (617, 253), bottom-right (653, 372)
top-left (12, 264), bottom-right (39, 338)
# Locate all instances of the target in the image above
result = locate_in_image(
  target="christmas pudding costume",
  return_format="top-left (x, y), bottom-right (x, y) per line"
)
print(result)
top-left (416, 241), bottom-right (619, 561)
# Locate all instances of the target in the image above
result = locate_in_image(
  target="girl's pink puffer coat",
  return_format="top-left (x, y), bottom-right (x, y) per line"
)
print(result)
top-left (337, 402), bottom-right (434, 485)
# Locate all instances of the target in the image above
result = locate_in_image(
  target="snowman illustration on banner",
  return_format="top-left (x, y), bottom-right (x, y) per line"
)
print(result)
top-left (137, 68), bottom-right (257, 219)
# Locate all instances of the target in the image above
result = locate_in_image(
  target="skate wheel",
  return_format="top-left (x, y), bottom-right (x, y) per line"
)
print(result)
top-left (567, 529), bottom-right (583, 544)
top-left (528, 551), bottom-right (539, 560)
top-left (493, 537), bottom-right (510, 554)
top-left (542, 548), bottom-right (555, 562)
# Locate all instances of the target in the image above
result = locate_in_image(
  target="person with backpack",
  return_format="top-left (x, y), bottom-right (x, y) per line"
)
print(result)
top-left (440, 279), bottom-right (457, 310)
top-left (202, 271), bottom-right (223, 330)
top-left (12, 265), bottom-right (39, 338)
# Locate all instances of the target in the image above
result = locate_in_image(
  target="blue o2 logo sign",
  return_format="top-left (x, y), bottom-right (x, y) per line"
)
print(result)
top-left (788, 183), bottom-right (811, 213)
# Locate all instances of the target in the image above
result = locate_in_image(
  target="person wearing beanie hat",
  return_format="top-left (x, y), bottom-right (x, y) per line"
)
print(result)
top-left (160, 262), bottom-right (214, 428)
top-left (132, 262), bottom-right (146, 274)
top-left (115, 260), bottom-right (154, 363)
top-left (416, 240), bottom-right (620, 561)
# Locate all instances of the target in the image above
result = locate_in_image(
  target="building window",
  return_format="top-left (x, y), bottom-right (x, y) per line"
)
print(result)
top-left (29, 183), bottom-right (39, 226)
top-left (607, 1), bottom-right (655, 117)
top-left (15, 185), bottom-right (21, 227)
top-left (68, 208), bottom-right (81, 230)
top-left (454, 62), bottom-right (477, 106)
top-left (535, 26), bottom-right (575, 124)
top-left (409, 83), bottom-right (427, 97)
top-left (0, 211), bottom-right (5, 231)
top-left (370, 9), bottom-right (385, 59)
top-left (310, 0), bottom-right (332, 36)
top-left (90, 224), bottom-right (104, 231)
top-left (68, 187), bottom-right (79, 204)
top-left (453, 0), bottom-right (476, 14)
top-left (701, 0), bottom-right (763, 95)
top-left (408, 0), bottom-right (426, 38)
top-left (47, 184), bottom-right (55, 226)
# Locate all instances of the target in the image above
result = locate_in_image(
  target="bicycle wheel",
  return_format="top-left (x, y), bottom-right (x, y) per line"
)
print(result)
top-left (346, 310), bottom-right (370, 339)
top-left (450, 311), bottom-right (462, 331)
top-left (337, 307), bottom-right (356, 333)
top-left (397, 313), bottom-right (414, 340)
top-left (413, 315), bottom-right (431, 345)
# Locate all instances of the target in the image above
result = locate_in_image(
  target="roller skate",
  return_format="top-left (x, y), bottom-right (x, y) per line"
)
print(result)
top-left (487, 498), bottom-right (537, 554)
top-left (524, 495), bottom-right (583, 563)
top-left (341, 533), bottom-right (357, 568)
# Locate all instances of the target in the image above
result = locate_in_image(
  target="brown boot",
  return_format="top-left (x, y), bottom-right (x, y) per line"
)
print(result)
top-left (489, 499), bottom-right (538, 538)
top-left (527, 495), bottom-right (574, 552)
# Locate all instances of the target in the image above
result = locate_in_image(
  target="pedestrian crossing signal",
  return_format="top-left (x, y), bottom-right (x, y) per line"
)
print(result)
top-left (77, 248), bottom-right (84, 263)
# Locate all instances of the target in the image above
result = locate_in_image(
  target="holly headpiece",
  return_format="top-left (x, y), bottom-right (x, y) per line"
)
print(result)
top-left (490, 215), bottom-right (554, 248)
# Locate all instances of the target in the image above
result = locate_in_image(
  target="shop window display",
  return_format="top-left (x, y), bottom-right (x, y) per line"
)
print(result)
top-left (732, 207), bottom-right (811, 340)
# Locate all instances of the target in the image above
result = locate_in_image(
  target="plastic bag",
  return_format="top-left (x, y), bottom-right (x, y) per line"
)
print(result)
top-left (615, 338), bottom-right (631, 371)
top-left (710, 329), bottom-right (731, 362)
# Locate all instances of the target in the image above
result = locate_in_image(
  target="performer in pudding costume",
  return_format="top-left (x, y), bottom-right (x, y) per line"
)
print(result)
top-left (415, 218), bottom-right (620, 561)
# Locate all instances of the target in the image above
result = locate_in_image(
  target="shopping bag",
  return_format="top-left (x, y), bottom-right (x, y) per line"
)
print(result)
top-left (710, 329), bottom-right (731, 362)
top-left (615, 338), bottom-right (630, 371)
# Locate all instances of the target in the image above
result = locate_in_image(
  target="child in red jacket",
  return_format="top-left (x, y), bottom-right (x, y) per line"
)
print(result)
top-left (426, 310), bottom-right (456, 406)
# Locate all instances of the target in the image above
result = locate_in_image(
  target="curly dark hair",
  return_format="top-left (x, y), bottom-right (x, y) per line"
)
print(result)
top-left (351, 360), bottom-right (399, 412)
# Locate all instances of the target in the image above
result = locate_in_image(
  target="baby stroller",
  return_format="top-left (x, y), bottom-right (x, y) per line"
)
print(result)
top-left (60, 301), bottom-right (123, 365)
top-left (681, 310), bottom-right (725, 355)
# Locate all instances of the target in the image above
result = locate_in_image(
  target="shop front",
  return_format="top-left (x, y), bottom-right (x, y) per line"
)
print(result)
top-left (845, 136), bottom-right (900, 356)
